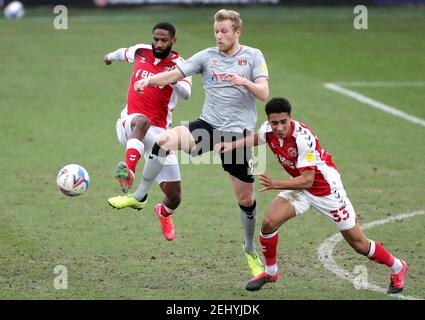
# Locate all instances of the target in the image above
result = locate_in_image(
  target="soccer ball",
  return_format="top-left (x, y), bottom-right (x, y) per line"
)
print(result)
top-left (4, 1), bottom-right (25, 20)
top-left (57, 164), bottom-right (90, 197)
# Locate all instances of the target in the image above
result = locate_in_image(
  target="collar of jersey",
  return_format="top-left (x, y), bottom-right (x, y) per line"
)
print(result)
top-left (218, 45), bottom-right (243, 58)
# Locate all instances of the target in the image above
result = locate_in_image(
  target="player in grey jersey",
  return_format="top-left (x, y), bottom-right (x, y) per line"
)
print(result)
top-left (108, 9), bottom-right (269, 279)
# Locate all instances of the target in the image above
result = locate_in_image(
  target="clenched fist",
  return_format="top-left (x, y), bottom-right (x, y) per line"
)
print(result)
top-left (134, 78), bottom-right (151, 95)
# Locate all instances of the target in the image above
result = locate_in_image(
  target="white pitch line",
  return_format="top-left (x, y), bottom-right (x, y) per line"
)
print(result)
top-left (318, 211), bottom-right (425, 300)
top-left (336, 81), bottom-right (425, 87)
top-left (324, 82), bottom-right (425, 127)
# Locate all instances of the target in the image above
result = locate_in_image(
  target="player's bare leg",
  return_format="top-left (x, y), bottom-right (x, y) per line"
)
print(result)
top-left (341, 224), bottom-right (408, 294)
top-left (157, 125), bottom-right (197, 153)
top-left (154, 181), bottom-right (181, 241)
top-left (246, 197), bottom-right (296, 291)
top-left (130, 115), bottom-right (151, 141)
top-left (116, 115), bottom-right (151, 193)
top-left (133, 126), bottom-right (196, 201)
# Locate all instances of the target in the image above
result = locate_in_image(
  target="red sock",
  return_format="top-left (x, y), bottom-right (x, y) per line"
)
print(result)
top-left (159, 204), bottom-right (174, 218)
top-left (259, 231), bottom-right (279, 266)
top-left (367, 241), bottom-right (395, 267)
top-left (126, 148), bottom-right (141, 173)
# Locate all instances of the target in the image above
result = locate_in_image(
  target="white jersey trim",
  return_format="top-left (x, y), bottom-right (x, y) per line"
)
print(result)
top-left (125, 43), bottom-right (152, 63)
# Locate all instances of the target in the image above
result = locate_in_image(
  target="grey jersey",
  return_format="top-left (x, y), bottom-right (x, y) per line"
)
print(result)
top-left (176, 45), bottom-right (268, 132)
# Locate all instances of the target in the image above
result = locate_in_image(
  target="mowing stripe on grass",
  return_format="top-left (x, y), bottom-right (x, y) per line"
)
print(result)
top-left (318, 210), bottom-right (425, 300)
top-left (324, 83), bottom-right (425, 127)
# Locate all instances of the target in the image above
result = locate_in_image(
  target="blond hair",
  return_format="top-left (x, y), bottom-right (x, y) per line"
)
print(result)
top-left (214, 9), bottom-right (242, 31)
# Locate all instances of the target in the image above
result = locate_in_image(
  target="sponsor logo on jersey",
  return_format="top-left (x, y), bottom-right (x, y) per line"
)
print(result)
top-left (210, 70), bottom-right (233, 84)
top-left (135, 68), bottom-right (155, 79)
top-left (277, 154), bottom-right (295, 169)
top-left (210, 70), bottom-right (219, 84)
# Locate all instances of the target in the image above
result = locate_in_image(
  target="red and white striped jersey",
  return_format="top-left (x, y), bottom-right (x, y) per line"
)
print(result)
top-left (258, 120), bottom-right (338, 197)
top-left (121, 44), bottom-right (192, 128)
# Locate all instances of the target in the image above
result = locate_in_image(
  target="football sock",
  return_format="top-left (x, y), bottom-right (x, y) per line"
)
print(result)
top-left (240, 200), bottom-right (257, 253)
top-left (391, 259), bottom-right (404, 274)
top-left (133, 143), bottom-right (168, 201)
top-left (125, 138), bottom-right (143, 173)
top-left (158, 204), bottom-right (174, 218)
top-left (259, 230), bottom-right (279, 267)
top-left (367, 240), bottom-right (398, 270)
top-left (265, 264), bottom-right (278, 276)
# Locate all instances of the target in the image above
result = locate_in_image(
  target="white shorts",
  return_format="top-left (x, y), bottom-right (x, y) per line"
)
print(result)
top-left (115, 113), bottom-right (181, 184)
top-left (278, 180), bottom-right (357, 231)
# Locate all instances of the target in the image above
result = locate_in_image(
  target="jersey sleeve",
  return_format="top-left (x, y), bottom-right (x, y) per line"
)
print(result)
top-left (295, 128), bottom-right (317, 170)
top-left (257, 121), bottom-right (269, 145)
top-left (107, 48), bottom-right (127, 62)
top-left (171, 78), bottom-right (192, 100)
top-left (252, 49), bottom-right (269, 81)
top-left (124, 43), bottom-right (151, 64)
top-left (176, 49), bottom-right (207, 77)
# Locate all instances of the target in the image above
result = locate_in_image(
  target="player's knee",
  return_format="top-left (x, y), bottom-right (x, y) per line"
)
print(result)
top-left (238, 196), bottom-right (254, 208)
top-left (262, 216), bottom-right (278, 233)
top-left (134, 116), bottom-right (150, 132)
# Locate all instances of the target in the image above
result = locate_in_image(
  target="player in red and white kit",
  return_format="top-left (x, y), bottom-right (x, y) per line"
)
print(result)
top-left (104, 22), bottom-right (192, 241)
top-left (216, 97), bottom-right (408, 293)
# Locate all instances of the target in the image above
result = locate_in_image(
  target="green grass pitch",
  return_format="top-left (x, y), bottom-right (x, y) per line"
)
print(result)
top-left (0, 5), bottom-right (424, 300)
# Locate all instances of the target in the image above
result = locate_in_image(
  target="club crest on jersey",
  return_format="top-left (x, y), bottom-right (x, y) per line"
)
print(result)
top-left (139, 57), bottom-right (146, 63)
top-left (211, 59), bottom-right (219, 66)
top-left (288, 147), bottom-right (297, 158)
top-left (238, 58), bottom-right (247, 66)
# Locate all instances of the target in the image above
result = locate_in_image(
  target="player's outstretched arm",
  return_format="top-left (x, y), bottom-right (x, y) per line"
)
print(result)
top-left (134, 68), bottom-right (183, 94)
top-left (214, 133), bottom-right (260, 155)
top-left (259, 169), bottom-right (315, 192)
top-left (103, 48), bottom-right (127, 65)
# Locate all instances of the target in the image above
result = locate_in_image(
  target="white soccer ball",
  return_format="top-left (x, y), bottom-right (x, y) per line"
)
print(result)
top-left (4, 1), bottom-right (25, 20)
top-left (57, 164), bottom-right (90, 197)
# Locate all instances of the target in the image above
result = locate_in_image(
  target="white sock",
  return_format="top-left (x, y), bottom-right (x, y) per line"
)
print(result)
top-left (265, 264), bottom-right (278, 276)
top-left (163, 205), bottom-right (174, 214)
top-left (391, 258), bottom-right (403, 274)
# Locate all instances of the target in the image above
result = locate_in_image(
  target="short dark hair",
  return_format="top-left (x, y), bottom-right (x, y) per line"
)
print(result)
top-left (152, 22), bottom-right (176, 37)
top-left (265, 97), bottom-right (292, 116)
